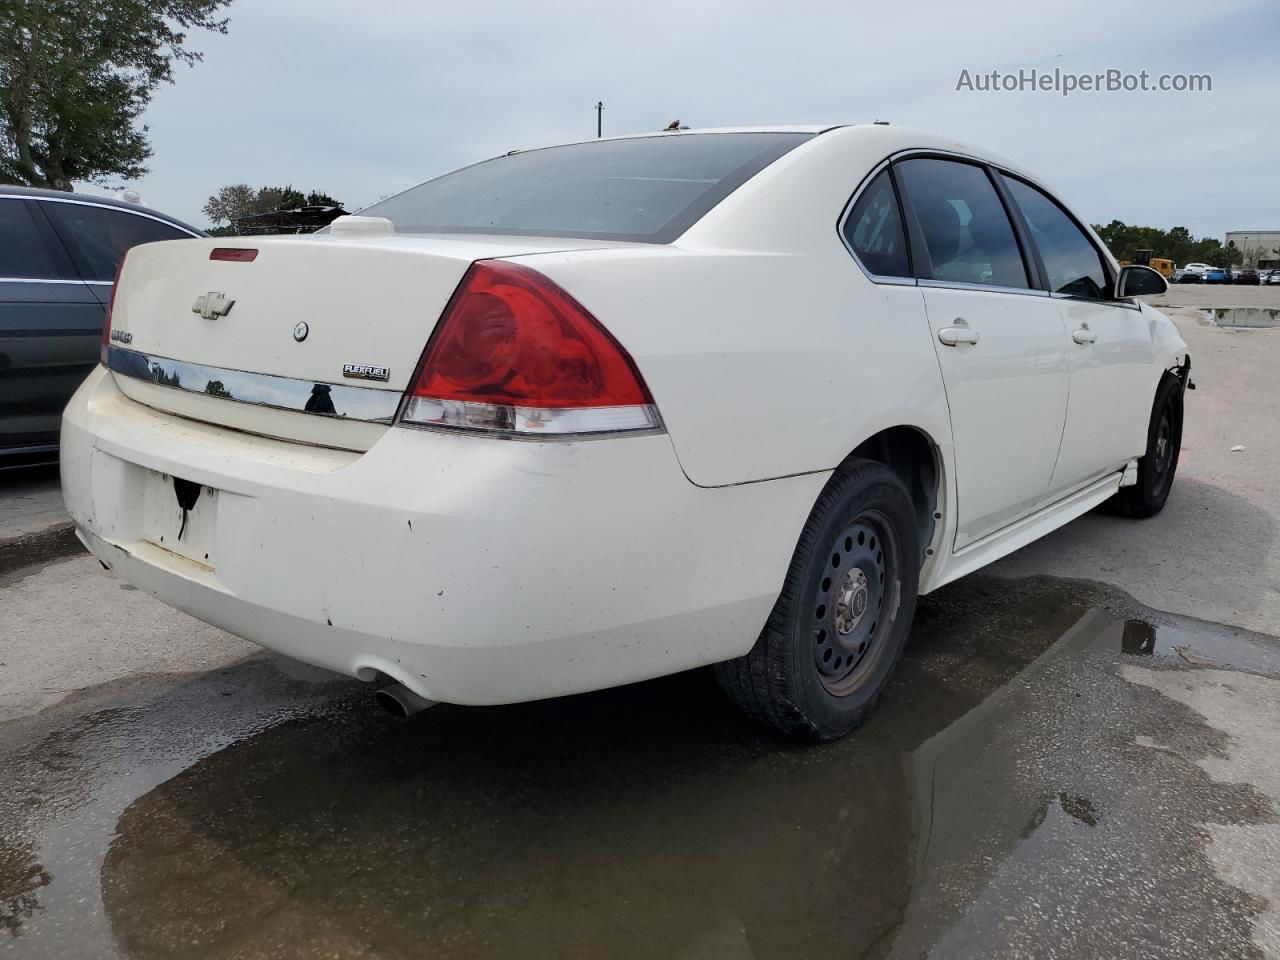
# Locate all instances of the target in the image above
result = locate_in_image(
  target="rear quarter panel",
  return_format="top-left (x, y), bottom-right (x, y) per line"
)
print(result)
top-left (515, 127), bottom-right (954, 488)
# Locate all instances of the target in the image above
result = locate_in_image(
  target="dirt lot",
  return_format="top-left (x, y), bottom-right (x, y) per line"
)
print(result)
top-left (2, 301), bottom-right (1278, 959)
top-left (1147, 281), bottom-right (1280, 310)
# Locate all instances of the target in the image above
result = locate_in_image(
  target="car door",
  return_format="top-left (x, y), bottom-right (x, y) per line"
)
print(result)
top-left (894, 156), bottom-right (1071, 550)
top-left (998, 175), bottom-right (1156, 494)
top-left (38, 198), bottom-right (196, 307)
top-left (0, 196), bottom-right (103, 457)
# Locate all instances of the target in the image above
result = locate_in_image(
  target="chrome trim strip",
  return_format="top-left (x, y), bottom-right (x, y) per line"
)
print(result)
top-left (0, 277), bottom-right (87, 285)
top-left (105, 346), bottom-right (400, 423)
top-left (919, 279), bottom-right (1049, 298)
top-left (0, 194), bottom-right (201, 237)
top-left (0, 277), bottom-right (123, 287)
top-left (1051, 291), bottom-right (1142, 311)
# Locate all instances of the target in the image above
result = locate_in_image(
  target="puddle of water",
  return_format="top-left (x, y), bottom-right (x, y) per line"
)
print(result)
top-left (0, 840), bottom-right (52, 936)
top-left (1, 578), bottom-right (1275, 959)
top-left (1121, 617), bottom-right (1280, 673)
top-left (1203, 307), bottom-right (1280, 328)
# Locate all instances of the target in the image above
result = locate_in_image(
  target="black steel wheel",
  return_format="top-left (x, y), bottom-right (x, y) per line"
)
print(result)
top-left (716, 459), bottom-right (920, 741)
top-left (812, 513), bottom-right (899, 697)
top-left (1111, 373), bottom-right (1184, 518)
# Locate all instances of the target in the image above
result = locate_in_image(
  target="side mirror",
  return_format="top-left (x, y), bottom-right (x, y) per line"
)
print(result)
top-left (1116, 265), bottom-right (1168, 298)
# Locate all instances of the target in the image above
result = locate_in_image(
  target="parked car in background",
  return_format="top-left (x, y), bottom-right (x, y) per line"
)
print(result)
top-left (0, 186), bottom-right (202, 468)
top-left (62, 125), bottom-right (1190, 741)
top-left (1176, 268), bottom-right (1202, 283)
top-left (1236, 269), bottom-right (1260, 285)
top-left (1182, 262), bottom-right (1211, 279)
top-left (1203, 267), bottom-right (1231, 284)
top-left (1268, 270), bottom-right (1280, 285)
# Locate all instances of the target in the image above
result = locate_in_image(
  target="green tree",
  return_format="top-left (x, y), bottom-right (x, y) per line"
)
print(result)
top-left (202, 183), bottom-right (343, 228)
top-left (0, 0), bottom-right (232, 190)
top-left (255, 185), bottom-right (304, 212)
top-left (256, 186), bottom-right (342, 209)
top-left (201, 182), bottom-right (255, 225)
top-left (1091, 221), bottom-right (1239, 268)
top-left (304, 190), bottom-right (341, 207)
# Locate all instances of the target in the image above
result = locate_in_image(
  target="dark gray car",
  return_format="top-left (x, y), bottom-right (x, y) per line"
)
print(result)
top-left (0, 186), bottom-right (201, 467)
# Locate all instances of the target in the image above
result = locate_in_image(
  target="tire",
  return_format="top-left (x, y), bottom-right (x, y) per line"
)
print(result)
top-left (1111, 373), bottom-right (1184, 518)
top-left (715, 459), bottom-right (921, 741)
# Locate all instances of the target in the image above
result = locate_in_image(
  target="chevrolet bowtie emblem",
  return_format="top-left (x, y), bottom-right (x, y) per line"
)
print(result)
top-left (192, 291), bottom-right (235, 320)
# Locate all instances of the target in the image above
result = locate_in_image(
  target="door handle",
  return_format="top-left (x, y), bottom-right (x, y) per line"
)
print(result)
top-left (1072, 325), bottom-right (1097, 345)
top-left (938, 326), bottom-right (980, 346)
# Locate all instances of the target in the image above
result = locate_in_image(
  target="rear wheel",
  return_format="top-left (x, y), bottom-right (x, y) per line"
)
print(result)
top-left (1111, 373), bottom-right (1183, 518)
top-left (715, 459), bottom-right (920, 741)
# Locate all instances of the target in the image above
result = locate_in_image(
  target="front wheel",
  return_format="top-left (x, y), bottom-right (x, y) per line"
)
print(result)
top-left (715, 459), bottom-right (921, 741)
top-left (1111, 373), bottom-right (1184, 518)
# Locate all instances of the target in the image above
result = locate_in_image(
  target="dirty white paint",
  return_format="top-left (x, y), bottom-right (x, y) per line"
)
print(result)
top-left (1123, 666), bottom-right (1280, 957)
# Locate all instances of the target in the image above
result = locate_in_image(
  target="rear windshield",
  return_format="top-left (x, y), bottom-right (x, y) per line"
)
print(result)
top-left (357, 132), bottom-right (813, 243)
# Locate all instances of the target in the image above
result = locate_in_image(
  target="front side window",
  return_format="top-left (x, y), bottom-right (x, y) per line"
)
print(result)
top-left (1001, 176), bottom-right (1109, 299)
top-left (841, 169), bottom-right (910, 277)
top-left (0, 199), bottom-right (60, 279)
top-left (895, 158), bottom-right (1028, 289)
top-left (357, 133), bottom-right (812, 243)
top-left (42, 202), bottom-right (190, 281)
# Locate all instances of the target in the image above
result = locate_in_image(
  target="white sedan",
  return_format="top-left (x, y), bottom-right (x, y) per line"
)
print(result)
top-left (61, 125), bottom-right (1188, 740)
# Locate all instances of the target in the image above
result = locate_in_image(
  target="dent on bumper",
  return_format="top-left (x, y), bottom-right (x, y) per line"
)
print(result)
top-left (61, 367), bottom-right (826, 704)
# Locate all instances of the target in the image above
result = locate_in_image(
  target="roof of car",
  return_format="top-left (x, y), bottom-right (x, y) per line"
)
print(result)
top-left (0, 183), bottom-right (201, 234)
top-left (654, 125), bottom-right (845, 134)
top-left (554, 124), bottom-right (1041, 182)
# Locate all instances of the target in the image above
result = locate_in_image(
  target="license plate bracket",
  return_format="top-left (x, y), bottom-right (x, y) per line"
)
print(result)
top-left (141, 470), bottom-right (218, 569)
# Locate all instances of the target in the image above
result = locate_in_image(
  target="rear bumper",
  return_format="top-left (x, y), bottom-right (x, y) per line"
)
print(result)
top-left (61, 367), bottom-right (824, 704)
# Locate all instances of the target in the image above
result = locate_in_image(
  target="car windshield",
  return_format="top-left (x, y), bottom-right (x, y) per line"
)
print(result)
top-left (357, 132), bottom-right (813, 243)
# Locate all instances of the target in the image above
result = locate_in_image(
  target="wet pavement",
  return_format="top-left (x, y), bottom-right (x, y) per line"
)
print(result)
top-left (3, 566), bottom-right (1278, 959)
top-left (1203, 308), bottom-right (1280, 329)
top-left (6, 306), bottom-right (1280, 958)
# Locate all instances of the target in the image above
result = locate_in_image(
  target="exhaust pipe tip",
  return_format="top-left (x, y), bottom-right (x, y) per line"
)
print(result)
top-left (374, 681), bottom-right (436, 719)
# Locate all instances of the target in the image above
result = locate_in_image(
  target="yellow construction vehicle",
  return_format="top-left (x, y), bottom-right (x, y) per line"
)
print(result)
top-left (1119, 249), bottom-right (1175, 278)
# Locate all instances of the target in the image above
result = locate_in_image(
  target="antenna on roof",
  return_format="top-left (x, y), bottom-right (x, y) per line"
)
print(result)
top-left (873, 120), bottom-right (890, 125)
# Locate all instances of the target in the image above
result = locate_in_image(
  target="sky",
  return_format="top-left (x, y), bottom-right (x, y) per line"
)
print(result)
top-left (80, 0), bottom-right (1279, 239)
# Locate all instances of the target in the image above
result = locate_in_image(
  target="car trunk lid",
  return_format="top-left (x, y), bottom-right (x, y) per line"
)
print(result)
top-left (107, 232), bottom-right (628, 449)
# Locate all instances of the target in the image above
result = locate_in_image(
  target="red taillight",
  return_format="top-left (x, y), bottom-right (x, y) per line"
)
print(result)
top-left (100, 252), bottom-right (128, 365)
top-left (210, 247), bottom-right (258, 262)
top-left (401, 261), bottom-right (660, 436)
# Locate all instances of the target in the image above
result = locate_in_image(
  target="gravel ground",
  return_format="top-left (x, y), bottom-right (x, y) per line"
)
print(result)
top-left (1146, 282), bottom-right (1280, 310)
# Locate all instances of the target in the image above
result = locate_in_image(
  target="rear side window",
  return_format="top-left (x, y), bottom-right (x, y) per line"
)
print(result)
top-left (42, 202), bottom-right (190, 281)
top-left (1001, 176), bottom-right (1110, 299)
top-left (895, 158), bottom-right (1029, 289)
top-left (0, 199), bottom-right (60, 279)
top-left (841, 170), bottom-right (910, 277)
top-left (358, 133), bottom-right (813, 243)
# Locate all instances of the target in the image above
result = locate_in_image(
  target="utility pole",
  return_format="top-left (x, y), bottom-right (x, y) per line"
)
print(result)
top-left (595, 101), bottom-right (604, 138)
